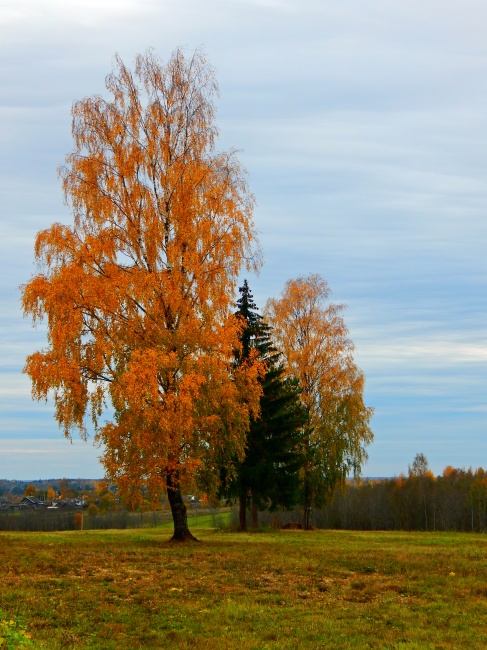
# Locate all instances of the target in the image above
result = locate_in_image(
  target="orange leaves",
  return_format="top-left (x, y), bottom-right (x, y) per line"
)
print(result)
top-left (21, 48), bottom-right (260, 504)
top-left (20, 276), bottom-right (49, 324)
top-left (443, 465), bottom-right (458, 480)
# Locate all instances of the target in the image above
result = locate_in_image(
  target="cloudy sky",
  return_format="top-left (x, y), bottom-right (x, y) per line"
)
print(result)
top-left (1, 0), bottom-right (486, 480)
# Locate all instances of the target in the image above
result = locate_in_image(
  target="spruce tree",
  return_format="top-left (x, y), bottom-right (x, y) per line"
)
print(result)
top-left (225, 280), bottom-right (306, 530)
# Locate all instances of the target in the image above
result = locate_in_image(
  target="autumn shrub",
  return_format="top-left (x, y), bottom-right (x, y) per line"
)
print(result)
top-left (98, 492), bottom-right (117, 512)
top-left (87, 504), bottom-right (98, 517)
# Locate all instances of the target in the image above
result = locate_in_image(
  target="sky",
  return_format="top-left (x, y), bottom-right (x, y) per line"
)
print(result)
top-left (1, 0), bottom-right (486, 480)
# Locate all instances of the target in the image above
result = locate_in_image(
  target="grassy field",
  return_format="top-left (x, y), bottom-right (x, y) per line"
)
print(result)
top-left (156, 510), bottom-right (233, 529)
top-left (1, 526), bottom-right (486, 649)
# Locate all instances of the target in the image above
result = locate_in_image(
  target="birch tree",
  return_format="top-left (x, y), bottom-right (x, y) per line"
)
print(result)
top-left (21, 49), bottom-right (261, 541)
top-left (265, 274), bottom-right (373, 529)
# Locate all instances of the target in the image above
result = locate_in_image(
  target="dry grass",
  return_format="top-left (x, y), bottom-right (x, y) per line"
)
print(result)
top-left (1, 528), bottom-right (486, 648)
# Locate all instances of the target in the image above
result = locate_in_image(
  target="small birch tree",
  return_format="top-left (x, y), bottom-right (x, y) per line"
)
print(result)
top-left (265, 273), bottom-right (374, 529)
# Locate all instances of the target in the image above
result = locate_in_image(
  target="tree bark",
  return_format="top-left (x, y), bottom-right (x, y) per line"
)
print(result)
top-left (166, 471), bottom-right (198, 542)
top-left (238, 489), bottom-right (247, 531)
top-left (303, 473), bottom-right (312, 530)
top-left (251, 494), bottom-right (259, 529)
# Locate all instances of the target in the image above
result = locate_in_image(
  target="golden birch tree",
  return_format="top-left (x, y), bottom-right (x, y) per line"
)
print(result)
top-left (264, 274), bottom-right (373, 529)
top-left (21, 48), bottom-right (261, 541)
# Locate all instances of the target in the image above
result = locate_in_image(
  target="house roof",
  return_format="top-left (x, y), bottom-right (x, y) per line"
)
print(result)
top-left (20, 496), bottom-right (42, 505)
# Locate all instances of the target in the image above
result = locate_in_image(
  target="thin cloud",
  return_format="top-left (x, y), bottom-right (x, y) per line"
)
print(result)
top-left (1, 0), bottom-right (486, 478)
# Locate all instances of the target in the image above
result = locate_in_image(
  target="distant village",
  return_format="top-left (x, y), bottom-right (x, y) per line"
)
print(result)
top-left (0, 478), bottom-right (106, 513)
top-left (0, 477), bottom-right (202, 533)
top-left (0, 478), bottom-right (197, 515)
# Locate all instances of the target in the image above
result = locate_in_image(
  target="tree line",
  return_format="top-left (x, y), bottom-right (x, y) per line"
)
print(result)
top-left (20, 48), bottom-right (373, 540)
top-left (307, 454), bottom-right (487, 532)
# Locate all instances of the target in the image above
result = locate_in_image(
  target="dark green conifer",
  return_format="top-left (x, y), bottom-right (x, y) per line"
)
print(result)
top-left (224, 280), bottom-right (307, 530)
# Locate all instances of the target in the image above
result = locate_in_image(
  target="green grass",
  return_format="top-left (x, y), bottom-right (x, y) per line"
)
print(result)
top-left (157, 510), bottom-right (233, 529)
top-left (1, 527), bottom-right (486, 648)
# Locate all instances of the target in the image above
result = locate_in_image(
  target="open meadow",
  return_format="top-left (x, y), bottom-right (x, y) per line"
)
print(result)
top-left (1, 527), bottom-right (486, 649)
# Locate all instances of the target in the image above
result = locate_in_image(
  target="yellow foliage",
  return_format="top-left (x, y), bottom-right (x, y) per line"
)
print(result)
top-left (264, 274), bottom-right (374, 503)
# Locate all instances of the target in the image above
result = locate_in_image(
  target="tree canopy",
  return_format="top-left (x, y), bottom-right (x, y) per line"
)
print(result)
top-left (21, 49), bottom-right (261, 540)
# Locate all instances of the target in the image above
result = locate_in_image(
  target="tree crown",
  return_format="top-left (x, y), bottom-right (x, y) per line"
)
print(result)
top-left (21, 49), bottom-right (261, 501)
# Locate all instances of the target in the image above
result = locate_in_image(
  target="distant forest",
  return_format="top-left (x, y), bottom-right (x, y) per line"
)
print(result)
top-left (1, 454), bottom-right (486, 533)
top-left (305, 461), bottom-right (487, 533)
top-left (0, 478), bottom-right (100, 498)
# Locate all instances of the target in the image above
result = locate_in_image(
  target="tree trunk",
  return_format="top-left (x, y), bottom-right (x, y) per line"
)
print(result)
top-left (238, 491), bottom-right (247, 531)
top-left (303, 474), bottom-right (312, 530)
top-left (166, 471), bottom-right (197, 542)
top-left (251, 494), bottom-right (259, 529)
top-left (304, 504), bottom-right (311, 530)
